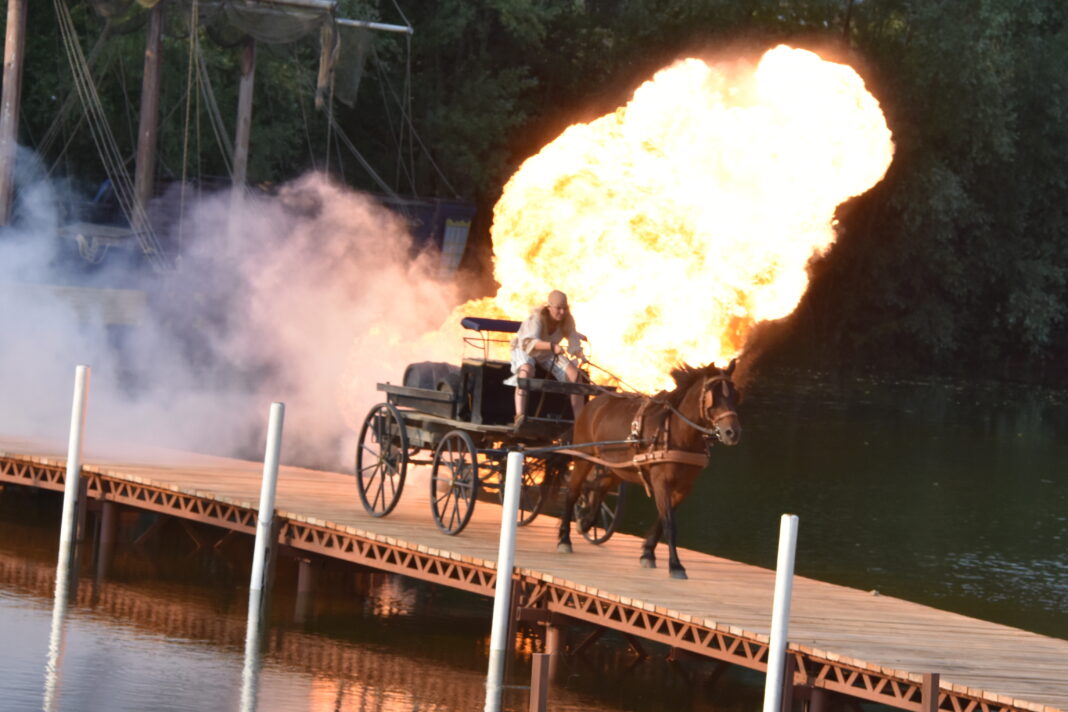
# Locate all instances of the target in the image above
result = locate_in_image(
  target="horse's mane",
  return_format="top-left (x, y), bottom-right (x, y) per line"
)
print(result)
top-left (664, 362), bottom-right (721, 407)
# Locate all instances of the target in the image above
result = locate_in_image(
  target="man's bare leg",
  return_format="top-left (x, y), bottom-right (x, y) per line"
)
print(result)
top-left (514, 363), bottom-right (533, 422)
top-left (565, 362), bottom-right (584, 419)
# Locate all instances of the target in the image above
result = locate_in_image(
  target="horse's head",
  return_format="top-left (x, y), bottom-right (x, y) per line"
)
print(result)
top-left (698, 359), bottom-right (742, 446)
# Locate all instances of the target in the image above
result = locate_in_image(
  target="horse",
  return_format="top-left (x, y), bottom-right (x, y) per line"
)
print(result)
top-left (556, 360), bottom-right (742, 579)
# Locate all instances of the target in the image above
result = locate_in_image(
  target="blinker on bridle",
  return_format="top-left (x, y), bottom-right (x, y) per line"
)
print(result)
top-left (700, 375), bottom-right (738, 442)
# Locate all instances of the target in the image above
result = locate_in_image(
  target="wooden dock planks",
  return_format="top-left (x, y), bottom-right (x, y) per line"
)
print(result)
top-left (1, 433), bottom-right (1066, 712)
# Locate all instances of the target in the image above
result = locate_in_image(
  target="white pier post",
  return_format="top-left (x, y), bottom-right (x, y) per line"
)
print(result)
top-left (484, 450), bottom-right (524, 712)
top-left (241, 402), bottom-right (285, 712)
top-left (57, 365), bottom-right (90, 576)
top-left (763, 513), bottom-right (799, 712)
top-left (44, 364), bottom-right (91, 712)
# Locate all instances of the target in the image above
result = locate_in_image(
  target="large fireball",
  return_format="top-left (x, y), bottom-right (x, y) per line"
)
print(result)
top-left (461, 45), bottom-right (894, 391)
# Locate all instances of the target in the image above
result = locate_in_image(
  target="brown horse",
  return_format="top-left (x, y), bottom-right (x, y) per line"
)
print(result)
top-left (557, 360), bottom-right (742, 579)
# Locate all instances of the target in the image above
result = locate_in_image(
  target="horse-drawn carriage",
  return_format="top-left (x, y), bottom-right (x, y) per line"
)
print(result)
top-left (354, 317), bottom-right (627, 538)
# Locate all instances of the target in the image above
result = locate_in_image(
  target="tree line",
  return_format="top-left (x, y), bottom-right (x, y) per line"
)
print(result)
top-left (10, 0), bottom-right (1068, 382)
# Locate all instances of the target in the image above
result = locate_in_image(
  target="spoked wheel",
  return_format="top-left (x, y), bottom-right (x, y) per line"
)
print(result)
top-left (575, 467), bottom-right (627, 544)
top-left (497, 456), bottom-right (549, 527)
top-left (355, 402), bottom-right (408, 517)
top-left (430, 430), bottom-right (480, 535)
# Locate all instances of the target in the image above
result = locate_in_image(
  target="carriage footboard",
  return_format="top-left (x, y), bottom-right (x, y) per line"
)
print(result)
top-left (516, 378), bottom-right (611, 396)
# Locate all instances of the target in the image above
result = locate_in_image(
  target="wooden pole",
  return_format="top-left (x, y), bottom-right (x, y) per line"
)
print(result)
top-left (133, 3), bottom-right (163, 231)
top-left (232, 37), bottom-right (256, 191)
top-left (0, 0), bottom-right (28, 225)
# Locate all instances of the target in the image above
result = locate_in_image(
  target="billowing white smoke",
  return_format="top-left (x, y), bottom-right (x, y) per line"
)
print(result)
top-left (0, 165), bottom-right (461, 470)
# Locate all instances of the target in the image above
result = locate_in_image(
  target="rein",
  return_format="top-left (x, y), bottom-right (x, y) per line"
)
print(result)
top-left (580, 359), bottom-right (736, 437)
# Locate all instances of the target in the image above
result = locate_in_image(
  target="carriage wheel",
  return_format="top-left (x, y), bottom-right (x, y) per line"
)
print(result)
top-left (355, 402), bottom-right (408, 517)
top-left (430, 430), bottom-right (480, 535)
top-left (497, 456), bottom-right (549, 527)
top-left (575, 469), bottom-right (627, 544)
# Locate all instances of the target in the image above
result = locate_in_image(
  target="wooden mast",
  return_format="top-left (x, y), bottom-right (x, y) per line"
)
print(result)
top-left (0, 0), bottom-right (28, 225)
top-left (132, 3), bottom-right (163, 233)
top-left (232, 37), bottom-right (257, 191)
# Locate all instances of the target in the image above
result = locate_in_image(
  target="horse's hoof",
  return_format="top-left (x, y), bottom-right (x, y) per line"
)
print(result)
top-left (557, 542), bottom-right (573, 554)
top-left (639, 557), bottom-right (656, 569)
top-left (669, 568), bottom-right (688, 580)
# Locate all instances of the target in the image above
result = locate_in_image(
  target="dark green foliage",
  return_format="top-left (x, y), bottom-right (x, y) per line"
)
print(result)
top-left (7, 0), bottom-right (1068, 380)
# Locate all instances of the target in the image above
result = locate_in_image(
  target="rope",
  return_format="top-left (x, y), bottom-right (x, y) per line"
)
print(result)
top-left (582, 359), bottom-right (645, 396)
top-left (54, 0), bottom-right (171, 271)
top-left (198, 46), bottom-right (234, 175)
top-left (370, 39), bottom-right (461, 199)
top-left (327, 110), bottom-right (402, 200)
top-left (40, 23), bottom-right (113, 165)
top-left (179, 0), bottom-right (201, 256)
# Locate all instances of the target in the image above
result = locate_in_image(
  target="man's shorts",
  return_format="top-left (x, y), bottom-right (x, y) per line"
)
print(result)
top-left (503, 349), bottom-right (571, 386)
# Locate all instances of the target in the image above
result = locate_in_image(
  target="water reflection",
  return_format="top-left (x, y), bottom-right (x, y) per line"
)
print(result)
top-left (1, 491), bottom-right (752, 712)
top-left (42, 565), bottom-right (70, 712)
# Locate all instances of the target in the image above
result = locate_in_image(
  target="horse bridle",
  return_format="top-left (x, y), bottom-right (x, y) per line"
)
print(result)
top-left (699, 375), bottom-right (738, 443)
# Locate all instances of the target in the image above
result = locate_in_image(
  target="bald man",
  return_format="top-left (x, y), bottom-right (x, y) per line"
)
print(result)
top-left (505, 290), bottom-right (586, 427)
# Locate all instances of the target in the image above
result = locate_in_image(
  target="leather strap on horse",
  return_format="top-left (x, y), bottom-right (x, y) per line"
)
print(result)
top-left (632, 450), bottom-right (709, 468)
top-left (553, 448), bottom-right (709, 474)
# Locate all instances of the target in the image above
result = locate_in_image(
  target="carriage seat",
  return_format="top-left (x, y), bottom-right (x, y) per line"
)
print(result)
top-left (403, 361), bottom-right (461, 391)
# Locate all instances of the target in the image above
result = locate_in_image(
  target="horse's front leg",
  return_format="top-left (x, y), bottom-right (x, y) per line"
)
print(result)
top-left (650, 477), bottom-right (687, 579)
top-left (663, 502), bottom-right (686, 579)
top-left (640, 519), bottom-right (662, 568)
top-left (557, 496), bottom-right (575, 554)
top-left (558, 461), bottom-right (591, 554)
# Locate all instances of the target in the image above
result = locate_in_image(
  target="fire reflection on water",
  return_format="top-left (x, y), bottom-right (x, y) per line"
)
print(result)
top-left (0, 498), bottom-right (722, 712)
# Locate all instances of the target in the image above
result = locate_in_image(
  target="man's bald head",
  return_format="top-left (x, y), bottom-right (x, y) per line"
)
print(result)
top-left (547, 290), bottom-right (568, 309)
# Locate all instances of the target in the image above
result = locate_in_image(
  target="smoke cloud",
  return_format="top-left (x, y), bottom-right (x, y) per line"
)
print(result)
top-left (0, 161), bottom-right (462, 470)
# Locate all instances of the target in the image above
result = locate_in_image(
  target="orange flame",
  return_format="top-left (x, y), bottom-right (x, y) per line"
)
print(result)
top-left (457, 46), bottom-right (893, 391)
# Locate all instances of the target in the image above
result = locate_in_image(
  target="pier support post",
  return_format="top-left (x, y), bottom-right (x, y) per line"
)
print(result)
top-left (528, 653), bottom-right (550, 712)
top-left (922, 673), bottom-right (941, 712)
top-left (94, 500), bottom-right (118, 582)
top-left (545, 622), bottom-right (562, 680)
top-left (781, 654), bottom-right (797, 712)
top-left (484, 450), bottom-right (523, 712)
top-left (295, 557), bottom-right (315, 624)
top-left (762, 514), bottom-right (799, 712)
top-left (808, 687), bottom-right (827, 712)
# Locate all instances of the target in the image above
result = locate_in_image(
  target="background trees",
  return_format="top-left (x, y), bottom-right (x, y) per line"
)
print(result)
top-left (9, 0), bottom-right (1068, 381)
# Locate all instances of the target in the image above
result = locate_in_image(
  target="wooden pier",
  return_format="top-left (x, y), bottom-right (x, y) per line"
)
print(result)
top-left (2, 434), bottom-right (1066, 712)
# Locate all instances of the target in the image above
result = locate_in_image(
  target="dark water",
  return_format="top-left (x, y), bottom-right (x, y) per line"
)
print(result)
top-left (1, 371), bottom-right (1066, 711)
top-left (646, 371), bottom-right (1068, 639)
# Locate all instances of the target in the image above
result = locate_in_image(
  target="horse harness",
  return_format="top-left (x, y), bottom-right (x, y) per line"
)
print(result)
top-left (623, 374), bottom-right (736, 496)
